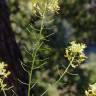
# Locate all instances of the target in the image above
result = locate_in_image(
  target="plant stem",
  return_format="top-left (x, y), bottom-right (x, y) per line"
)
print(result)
top-left (27, 4), bottom-right (46, 96)
top-left (39, 3), bottom-right (47, 38)
top-left (55, 56), bottom-right (75, 84)
top-left (28, 50), bottom-right (37, 96)
top-left (41, 56), bottom-right (75, 96)
top-left (3, 89), bottom-right (6, 96)
top-left (0, 81), bottom-right (7, 96)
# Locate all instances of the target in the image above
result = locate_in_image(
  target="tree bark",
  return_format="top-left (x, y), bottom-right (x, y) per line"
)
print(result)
top-left (0, 0), bottom-right (26, 95)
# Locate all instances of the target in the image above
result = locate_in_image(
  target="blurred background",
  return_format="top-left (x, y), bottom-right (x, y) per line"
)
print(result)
top-left (1, 0), bottom-right (96, 96)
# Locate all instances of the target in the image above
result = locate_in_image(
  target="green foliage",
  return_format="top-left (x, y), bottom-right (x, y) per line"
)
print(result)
top-left (5, 0), bottom-right (96, 96)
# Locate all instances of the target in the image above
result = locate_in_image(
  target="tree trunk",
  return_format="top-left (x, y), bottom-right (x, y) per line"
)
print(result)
top-left (0, 0), bottom-right (26, 95)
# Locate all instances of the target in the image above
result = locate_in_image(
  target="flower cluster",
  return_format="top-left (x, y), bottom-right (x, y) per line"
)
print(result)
top-left (32, 0), bottom-right (60, 15)
top-left (65, 41), bottom-right (87, 68)
top-left (85, 83), bottom-right (96, 96)
top-left (0, 62), bottom-right (10, 91)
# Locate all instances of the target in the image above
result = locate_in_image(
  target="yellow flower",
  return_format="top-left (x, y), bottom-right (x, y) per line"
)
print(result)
top-left (65, 41), bottom-right (87, 68)
top-left (0, 62), bottom-right (11, 91)
top-left (69, 41), bottom-right (86, 53)
top-left (32, 0), bottom-right (59, 15)
top-left (85, 83), bottom-right (96, 96)
top-left (47, 0), bottom-right (60, 12)
top-left (0, 62), bottom-right (10, 78)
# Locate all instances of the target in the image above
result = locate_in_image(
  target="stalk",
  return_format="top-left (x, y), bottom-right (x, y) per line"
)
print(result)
top-left (27, 4), bottom-right (46, 96)
top-left (41, 55), bottom-right (75, 96)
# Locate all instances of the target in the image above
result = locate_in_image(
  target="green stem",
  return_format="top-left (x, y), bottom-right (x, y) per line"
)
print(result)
top-left (55, 56), bottom-right (75, 84)
top-left (3, 89), bottom-right (6, 96)
top-left (28, 4), bottom-right (47, 96)
top-left (0, 81), bottom-right (7, 96)
top-left (28, 51), bottom-right (37, 96)
top-left (39, 3), bottom-right (47, 38)
top-left (41, 56), bottom-right (75, 96)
